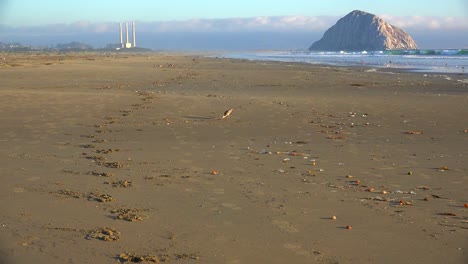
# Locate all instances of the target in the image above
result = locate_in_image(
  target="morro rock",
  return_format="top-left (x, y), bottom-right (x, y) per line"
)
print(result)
top-left (309, 10), bottom-right (418, 51)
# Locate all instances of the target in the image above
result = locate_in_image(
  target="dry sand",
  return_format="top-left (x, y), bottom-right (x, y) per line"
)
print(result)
top-left (0, 52), bottom-right (467, 263)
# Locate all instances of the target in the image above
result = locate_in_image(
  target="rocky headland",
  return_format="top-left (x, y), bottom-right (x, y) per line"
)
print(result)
top-left (310, 10), bottom-right (418, 51)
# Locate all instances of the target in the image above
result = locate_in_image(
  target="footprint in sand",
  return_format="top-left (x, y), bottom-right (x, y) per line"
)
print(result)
top-left (27, 176), bottom-right (40, 181)
top-left (283, 243), bottom-right (311, 256)
top-left (221, 202), bottom-right (242, 210)
top-left (272, 219), bottom-right (299, 233)
top-left (213, 188), bottom-right (225, 194)
top-left (13, 187), bottom-right (26, 193)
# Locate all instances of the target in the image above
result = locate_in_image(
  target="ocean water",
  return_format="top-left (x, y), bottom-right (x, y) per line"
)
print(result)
top-left (221, 50), bottom-right (468, 74)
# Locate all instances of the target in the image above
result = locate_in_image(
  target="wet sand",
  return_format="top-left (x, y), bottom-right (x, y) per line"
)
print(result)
top-left (0, 52), bottom-right (467, 263)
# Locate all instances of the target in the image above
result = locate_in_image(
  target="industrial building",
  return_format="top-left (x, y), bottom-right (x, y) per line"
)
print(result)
top-left (118, 21), bottom-right (136, 49)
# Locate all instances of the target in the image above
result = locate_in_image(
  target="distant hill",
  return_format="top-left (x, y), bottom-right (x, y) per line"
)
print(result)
top-left (0, 41), bottom-right (152, 53)
top-left (56, 41), bottom-right (94, 51)
top-left (309, 10), bottom-right (418, 51)
top-left (0, 42), bottom-right (37, 51)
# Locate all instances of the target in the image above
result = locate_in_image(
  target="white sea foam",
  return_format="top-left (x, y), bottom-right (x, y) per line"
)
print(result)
top-left (221, 50), bottom-right (468, 74)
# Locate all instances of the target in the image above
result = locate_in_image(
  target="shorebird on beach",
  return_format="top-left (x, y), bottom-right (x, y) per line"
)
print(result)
top-left (221, 108), bottom-right (234, 119)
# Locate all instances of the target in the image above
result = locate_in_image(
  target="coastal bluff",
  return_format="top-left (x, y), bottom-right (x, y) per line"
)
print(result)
top-left (309, 10), bottom-right (418, 51)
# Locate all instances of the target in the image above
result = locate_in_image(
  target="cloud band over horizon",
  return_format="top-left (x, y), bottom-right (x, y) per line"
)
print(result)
top-left (1, 15), bottom-right (467, 49)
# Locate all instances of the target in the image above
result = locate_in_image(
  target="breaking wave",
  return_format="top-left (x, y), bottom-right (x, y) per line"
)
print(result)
top-left (222, 49), bottom-right (468, 74)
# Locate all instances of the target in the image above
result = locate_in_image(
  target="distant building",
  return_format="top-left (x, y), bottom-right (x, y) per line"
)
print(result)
top-left (118, 21), bottom-right (136, 49)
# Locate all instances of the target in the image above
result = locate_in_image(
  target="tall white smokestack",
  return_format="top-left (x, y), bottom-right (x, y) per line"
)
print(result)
top-left (132, 21), bottom-right (136, 48)
top-left (125, 22), bottom-right (129, 46)
top-left (119, 23), bottom-right (123, 48)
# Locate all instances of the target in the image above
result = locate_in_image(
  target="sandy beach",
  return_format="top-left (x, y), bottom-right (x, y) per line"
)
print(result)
top-left (0, 52), bottom-right (467, 263)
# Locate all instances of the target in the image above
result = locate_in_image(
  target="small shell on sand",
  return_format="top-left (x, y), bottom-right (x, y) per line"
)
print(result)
top-left (399, 200), bottom-right (413, 206)
top-left (438, 166), bottom-right (449, 171)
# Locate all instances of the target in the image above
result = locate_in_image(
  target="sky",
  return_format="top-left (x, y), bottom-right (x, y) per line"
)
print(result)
top-left (0, 0), bottom-right (467, 50)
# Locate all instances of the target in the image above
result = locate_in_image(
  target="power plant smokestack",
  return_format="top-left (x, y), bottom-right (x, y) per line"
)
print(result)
top-left (132, 21), bottom-right (136, 48)
top-left (119, 21), bottom-right (136, 49)
top-left (119, 23), bottom-right (123, 48)
top-left (125, 22), bottom-right (129, 45)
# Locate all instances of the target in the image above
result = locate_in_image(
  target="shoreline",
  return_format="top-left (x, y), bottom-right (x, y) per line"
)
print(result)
top-left (216, 49), bottom-right (468, 75)
top-left (0, 53), bottom-right (467, 263)
top-left (220, 55), bottom-right (468, 77)
top-left (2, 49), bottom-right (467, 75)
